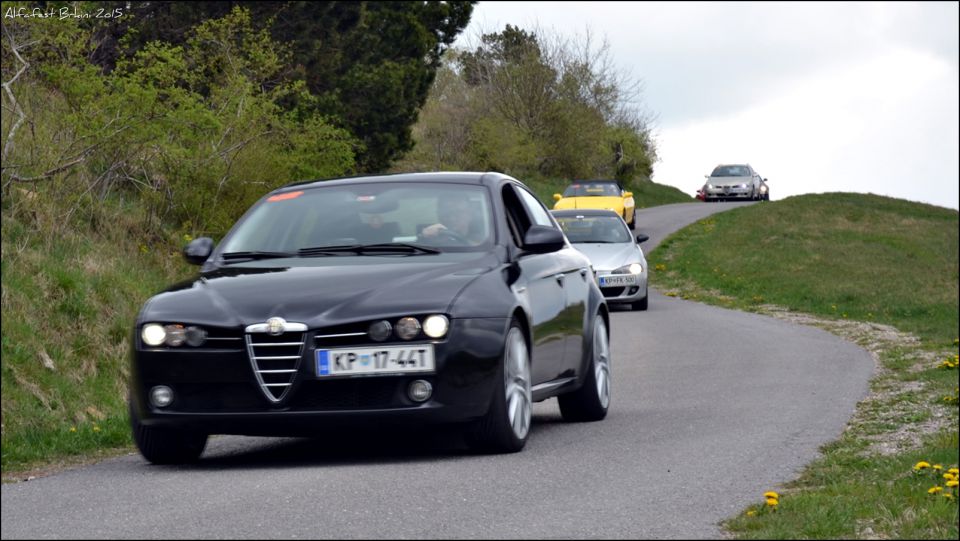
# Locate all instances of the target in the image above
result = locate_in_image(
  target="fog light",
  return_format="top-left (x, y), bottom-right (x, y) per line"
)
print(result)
top-left (141, 324), bottom-right (166, 346)
top-left (368, 320), bottom-right (392, 342)
top-left (395, 317), bottom-right (421, 340)
top-left (150, 385), bottom-right (174, 408)
top-left (422, 315), bottom-right (449, 338)
top-left (164, 324), bottom-right (186, 347)
top-left (408, 380), bottom-right (432, 402)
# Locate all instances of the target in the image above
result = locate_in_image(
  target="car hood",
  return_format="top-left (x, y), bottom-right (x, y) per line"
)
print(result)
top-left (707, 176), bottom-right (752, 187)
top-left (140, 253), bottom-right (500, 328)
top-left (554, 196), bottom-right (624, 211)
top-left (571, 243), bottom-right (641, 272)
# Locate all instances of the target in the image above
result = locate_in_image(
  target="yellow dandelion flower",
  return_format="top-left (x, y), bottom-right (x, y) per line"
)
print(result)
top-left (765, 498), bottom-right (779, 507)
top-left (945, 473), bottom-right (957, 481)
top-left (763, 491), bottom-right (779, 500)
top-left (928, 486), bottom-right (943, 494)
top-left (934, 464), bottom-right (943, 471)
top-left (948, 468), bottom-right (959, 475)
top-left (943, 493), bottom-right (955, 501)
top-left (947, 480), bottom-right (959, 488)
top-left (93, 425), bottom-right (101, 432)
top-left (914, 461), bottom-right (931, 471)
top-left (69, 426), bottom-right (77, 433)
top-left (746, 510), bottom-right (756, 517)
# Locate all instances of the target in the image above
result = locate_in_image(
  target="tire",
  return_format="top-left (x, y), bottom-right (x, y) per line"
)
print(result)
top-left (130, 399), bottom-right (208, 465)
top-left (465, 321), bottom-right (532, 453)
top-left (558, 314), bottom-right (611, 422)
top-left (628, 208), bottom-right (636, 229)
top-left (631, 286), bottom-right (649, 311)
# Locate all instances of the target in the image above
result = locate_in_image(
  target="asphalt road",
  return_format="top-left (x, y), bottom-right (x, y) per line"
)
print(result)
top-left (0, 202), bottom-right (875, 539)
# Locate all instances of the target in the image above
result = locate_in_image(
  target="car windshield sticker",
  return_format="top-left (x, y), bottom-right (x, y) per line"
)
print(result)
top-left (267, 191), bottom-right (304, 202)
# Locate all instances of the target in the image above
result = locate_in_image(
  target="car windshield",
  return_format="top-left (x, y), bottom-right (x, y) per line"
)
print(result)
top-left (555, 215), bottom-right (631, 243)
top-left (562, 182), bottom-right (621, 197)
top-left (221, 183), bottom-right (495, 255)
top-left (711, 165), bottom-right (751, 177)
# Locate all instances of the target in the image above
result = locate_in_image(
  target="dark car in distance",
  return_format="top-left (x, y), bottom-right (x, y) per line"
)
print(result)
top-left (130, 172), bottom-right (612, 463)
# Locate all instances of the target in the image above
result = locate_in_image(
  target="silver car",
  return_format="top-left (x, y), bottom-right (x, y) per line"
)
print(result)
top-left (552, 209), bottom-right (650, 311)
top-left (703, 163), bottom-right (767, 201)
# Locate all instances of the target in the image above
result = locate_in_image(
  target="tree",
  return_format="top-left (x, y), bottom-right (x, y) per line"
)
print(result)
top-left (88, 1), bottom-right (476, 172)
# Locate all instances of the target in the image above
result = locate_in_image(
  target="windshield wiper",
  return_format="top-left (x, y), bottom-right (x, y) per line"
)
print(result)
top-left (298, 243), bottom-right (441, 256)
top-left (220, 251), bottom-right (298, 263)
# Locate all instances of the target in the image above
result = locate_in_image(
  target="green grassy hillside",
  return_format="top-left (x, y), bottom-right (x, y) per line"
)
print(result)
top-left (1, 193), bottom-right (192, 472)
top-left (649, 192), bottom-right (959, 539)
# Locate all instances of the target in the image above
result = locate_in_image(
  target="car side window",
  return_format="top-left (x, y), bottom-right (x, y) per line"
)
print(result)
top-left (515, 187), bottom-right (557, 229)
top-left (501, 184), bottom-right (531, 247)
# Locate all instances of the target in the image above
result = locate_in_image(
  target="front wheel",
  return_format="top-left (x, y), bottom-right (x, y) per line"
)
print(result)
top-left (558, 314), bottom-right (611, 422)
top-left (627, 208), bottom-right (636, 229)
top-left (130, 399), bottom-right (207, 465)
top-left (466, 322), bottom-right (532, 453)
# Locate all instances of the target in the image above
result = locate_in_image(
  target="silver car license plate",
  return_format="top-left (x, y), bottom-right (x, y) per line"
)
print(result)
top-left (598, 274), bottom-right (638, 287)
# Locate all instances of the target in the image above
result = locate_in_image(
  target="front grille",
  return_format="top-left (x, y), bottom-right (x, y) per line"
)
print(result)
top-left (314, 322), bottom-right (371, 348)
top-left (290, 379), bottom-right (405, 410)
top-left (200, 328), bottom-right (244, 350)
top-left (601, 287), bottom-right (625, 297)
top-left (245, 331), bottom-right (305, 402)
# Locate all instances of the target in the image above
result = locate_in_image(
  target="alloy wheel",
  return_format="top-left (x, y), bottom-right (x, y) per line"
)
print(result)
top-left (504, 328), bottom-right (532, 440)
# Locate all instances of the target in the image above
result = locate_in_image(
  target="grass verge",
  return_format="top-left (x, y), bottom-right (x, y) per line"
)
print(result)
top-left (649, 193), bottom-right (959, 539)
top-left (1, 191), bottom-right (191, 477)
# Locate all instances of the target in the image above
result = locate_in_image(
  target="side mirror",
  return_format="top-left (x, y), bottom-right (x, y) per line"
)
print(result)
top-left (635, 234), bottom-right (649, 244)
top-left (623, 191), bottom-right (633, 198)
top-left (704, 174), bottom-right (709, 179)
top-left (183, 237), bottom-right (215, 265)
top-left (553, 193), bottom-right (562, 202)
top-left (523, 225), bottom-right (565, 254)
top-left (763, 178), bottom-right (769, 182)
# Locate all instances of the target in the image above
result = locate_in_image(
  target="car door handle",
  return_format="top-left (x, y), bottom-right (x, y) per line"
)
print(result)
top-left (579, 268), bottom-right (588, 278)
top-left (554, 273), bottom-right (566, 286)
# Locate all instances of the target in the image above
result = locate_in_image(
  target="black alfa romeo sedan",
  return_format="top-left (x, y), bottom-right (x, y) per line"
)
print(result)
top-left (130, 172), bottom-right (611, 463)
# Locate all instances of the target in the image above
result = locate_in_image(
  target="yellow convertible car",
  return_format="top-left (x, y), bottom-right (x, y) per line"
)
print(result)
top-left (553, 180), bottom-right (636, 228)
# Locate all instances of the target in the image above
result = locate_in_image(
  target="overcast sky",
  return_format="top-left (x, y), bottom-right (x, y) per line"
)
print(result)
top-left (455, 1), bottom-right (959, 210)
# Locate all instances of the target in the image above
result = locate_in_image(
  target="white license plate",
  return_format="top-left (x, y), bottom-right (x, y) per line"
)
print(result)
top-left (316, 345), bottom-right (435, 377)
top-left (598, 274), bottom-right (638, 287)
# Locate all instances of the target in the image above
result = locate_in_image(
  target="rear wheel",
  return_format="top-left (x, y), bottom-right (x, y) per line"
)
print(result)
top-left (130, 399), bottom-right (207, 465)
top-left (627, 208), bottom-right (637, 229)
top-left (466, 322), bottom-right (531, 453)
top-left (558, 315), bottom-right (611, 422)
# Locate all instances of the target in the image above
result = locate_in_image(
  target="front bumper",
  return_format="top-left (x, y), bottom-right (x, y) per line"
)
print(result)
top-left (594, 271), bottom-right (648, 303)
top-left (705, 186), bottom-right (752, 200)
top-left (130, 318), bottom-right (508, 435)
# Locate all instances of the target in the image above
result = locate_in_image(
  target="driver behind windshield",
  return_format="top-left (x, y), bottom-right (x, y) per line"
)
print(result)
top-left (420, 193), bottom-right (486, 245)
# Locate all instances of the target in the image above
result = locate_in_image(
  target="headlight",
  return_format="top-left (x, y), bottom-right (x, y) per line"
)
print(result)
top-left (422, 315), bottom-right (449, 339)
top-left (739, 183), bottom-right (747, 189)
top-left (141, 324), bottom-right (166, 346)
top-left (164, 324), bottom-right (186, 347)
top-left (614, 263), bottom-right (644, 275)
top-left (395, 317), bottom-right (421, 340)
top-left (760, 185), bottom-right (768, 193)
top-left (141, 323), bottom-right (207, 347)
top-left (707, 184), bottom-right (713, 189)
top-left (184, 326), bottom-right (207, 347)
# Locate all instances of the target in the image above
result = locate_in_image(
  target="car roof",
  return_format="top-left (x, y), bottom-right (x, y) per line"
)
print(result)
top-left (277, 171), bottom-right (516, 193)
top-left (551, 209), bottom-right (623, 218)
